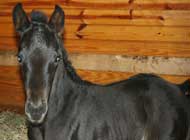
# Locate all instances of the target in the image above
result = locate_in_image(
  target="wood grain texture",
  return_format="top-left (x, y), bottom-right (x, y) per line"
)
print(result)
top-left (64, 40), bottom-right (190, 58)
top-left (1, 52), bottom-right (190, 75)
top-left (1, 7), bottom-right (190, 26)
top-left (1, 38), bottom-right (190, 57)
top-left (1, 0), bottom-right (190, 10)
top-left (70, 54), bottom-right (190, 75)
top-left (1, 23), bottom-right (190, 42)
top-left (135, 0), bottom-right (190, 4)
top-left (75, 25), bottom-right (190, 42)
top-left (0, 66), bottom-right (25, 110)
top-left (1, 1), bottom-right (190, 58)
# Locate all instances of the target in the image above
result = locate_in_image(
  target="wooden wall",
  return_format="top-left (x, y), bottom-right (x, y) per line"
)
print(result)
top-left (0, 0), bottom-right (190, 112)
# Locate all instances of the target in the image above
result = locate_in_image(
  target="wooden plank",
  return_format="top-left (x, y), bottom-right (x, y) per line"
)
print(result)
top-left (1, 23), bottom-right (190, 42)
top-left (2, 9), bottom-right (190, 27)
top-left (1, 38), bottom-right (190, 57)
top-left (64, 40), bottom-right (190, 58)
top-left (1, 0), bottom-right (190, 10)
top-left (63, 40), bottom-right (190, 58)
top-left (66, 0), bottom-right (190, 10)
top-left (75, 25), bottom-right (190, 42)
top-left (133, 0), bottom-right (190, 10)
top-left (69, 0), bottom-right (190, 3)
top-left (69, 0), bottom-right (130, 4)
top-left (0, 66), bottom-right (25, 110)
top-left (135, 0), bottom-right (190, 4)
top-left (69, 54), bottom-right (190, 75)
top-left (0, 7), bottom-right (190, 25)
top-left (1, 52), bottom-right (190, 75)
top-left (83, 10), bottom-right (190, 26)
top-left (133, 10), bottom-right (190, 19)
top-left (0, 0), bottom-right (130, 4)
top-left (83, 18), bottom-right (190, 26)
top-left (132, 10), bottom-right (190, 26)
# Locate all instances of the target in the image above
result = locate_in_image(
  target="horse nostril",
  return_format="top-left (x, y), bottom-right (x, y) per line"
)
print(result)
top-left (27, 102), bottom-right (46, 111)
top-left (41, 99), bottom-right (47, 105)
top-left (26, 101), bottom-right (47, 112)
top-left (25, 102), bottom-right (48, 123)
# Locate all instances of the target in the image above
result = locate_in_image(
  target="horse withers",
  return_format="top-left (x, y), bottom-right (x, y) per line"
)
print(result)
top-left (12, 3), bottom-right (190, 140)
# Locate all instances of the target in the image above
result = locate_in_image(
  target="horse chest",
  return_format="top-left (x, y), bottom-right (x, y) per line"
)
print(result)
top-left (44, 118), bottom-right (80, 140)
top-left (44, 127), bottom-right (68, 140)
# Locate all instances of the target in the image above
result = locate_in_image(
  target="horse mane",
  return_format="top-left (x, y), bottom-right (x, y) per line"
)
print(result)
top-left (58, 38), bottom-right (92, 85)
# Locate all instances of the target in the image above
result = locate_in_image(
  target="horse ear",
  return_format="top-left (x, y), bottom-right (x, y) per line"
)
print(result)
top-left (12, 3), bottom-right (30, 34)
top-left (48, 5), bottom-right (65, 35)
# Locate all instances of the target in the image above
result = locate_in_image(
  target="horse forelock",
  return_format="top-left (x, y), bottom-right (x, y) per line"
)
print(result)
top-left (30, 10), bottom-right (48, 24)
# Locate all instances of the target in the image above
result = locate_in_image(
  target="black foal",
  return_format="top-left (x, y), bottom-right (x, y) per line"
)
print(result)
top-left (13, 3), bottom-right (190, 140)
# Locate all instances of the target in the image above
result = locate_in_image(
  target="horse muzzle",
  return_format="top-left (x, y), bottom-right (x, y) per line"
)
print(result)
top-left (25, 101), bottom-right (48, 124)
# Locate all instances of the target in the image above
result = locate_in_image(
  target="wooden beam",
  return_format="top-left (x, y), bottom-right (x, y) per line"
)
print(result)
top-left (69, 54), bottom-right (190, 75)
top-left (1, 52), bottom-right (190, 75)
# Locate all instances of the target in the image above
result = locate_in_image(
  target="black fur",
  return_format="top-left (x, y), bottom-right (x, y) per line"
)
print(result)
top-left (13, 3), bottom-right (190, 140)
top-left (31, 11), bottom-right (48, 23)
top-left (178, 79), bottom-right (190, 96)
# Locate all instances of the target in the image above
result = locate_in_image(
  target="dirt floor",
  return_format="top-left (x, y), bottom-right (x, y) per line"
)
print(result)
top-left (0, 111), bottom-right (27, 140)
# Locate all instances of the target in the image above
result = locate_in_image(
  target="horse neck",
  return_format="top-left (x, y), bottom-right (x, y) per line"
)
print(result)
top-left (46, 60), bottom-right (85, 121)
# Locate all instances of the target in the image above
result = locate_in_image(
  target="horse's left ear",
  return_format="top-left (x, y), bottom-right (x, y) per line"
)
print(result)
top-left (49, 5), bottom-right (65, 35)
top-left (12, 3), bottom-right (30, 34)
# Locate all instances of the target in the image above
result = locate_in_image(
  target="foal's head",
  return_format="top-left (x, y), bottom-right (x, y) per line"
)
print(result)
top-left (13, 3), bottom-right (65, 124)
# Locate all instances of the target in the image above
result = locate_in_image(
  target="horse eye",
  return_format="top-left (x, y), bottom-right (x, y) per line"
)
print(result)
top-left (17, 54), bottom-right (23, 63)
top-left (55, 55), bottom-right (61, 62)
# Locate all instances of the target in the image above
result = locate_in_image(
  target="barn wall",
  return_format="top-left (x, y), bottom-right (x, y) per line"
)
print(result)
top-left (0, 0), bottom-right (190, 111)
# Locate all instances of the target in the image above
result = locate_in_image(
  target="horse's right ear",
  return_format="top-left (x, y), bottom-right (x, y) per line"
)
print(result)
top-left (12, 3), bottom-right (30, 34)
top-left (48, 5), bottom-right (65, 35)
